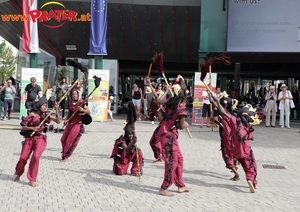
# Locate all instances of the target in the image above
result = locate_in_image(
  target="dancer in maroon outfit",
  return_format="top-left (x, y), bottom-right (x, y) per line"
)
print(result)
top-left (210, 94), bottom-right (260, 193)
top-left (215, 92), bottom-right (240, 181)
top-left (111, 124), bottom-right (143, 176)
top-left (61, 89), bottom-right (90, 161)
top-left (157, 76), bottom-right (191, 197)
top-left (14, 96), bottom-right (60, 187)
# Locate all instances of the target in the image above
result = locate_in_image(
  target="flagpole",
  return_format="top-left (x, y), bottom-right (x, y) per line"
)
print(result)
top-left (95, 55), bottom-right (103, 69)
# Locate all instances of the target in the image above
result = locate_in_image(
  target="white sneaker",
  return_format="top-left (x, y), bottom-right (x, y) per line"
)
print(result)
top-left (287, 126), bottom-right (290, 129)
top-left (281, 125), bottom-right (284, 128)
top-left (151, 121), bottom-right (154, 125)
top-left (2, 117), bottom-right (7, 121)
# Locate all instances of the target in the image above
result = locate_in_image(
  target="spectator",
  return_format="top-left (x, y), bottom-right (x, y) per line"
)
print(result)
top-left (22, 77), bottom-right (42, 115)
top-left (264, 86), bottom-right (277, 127)
top-left (201, 84), bottom-right (211, 128)
top-left (108, 96), bottom-right (114, 121)
top-left (0, 79), bottom-right (16, 120)
top-left (131, 82), bottom-right (143, 120)
top-left (278, 84), bottom-right (293, 128)
top-left (42, 75), bottom-right (51, 94)
top-left (290, 85), bottom-right (300, 120)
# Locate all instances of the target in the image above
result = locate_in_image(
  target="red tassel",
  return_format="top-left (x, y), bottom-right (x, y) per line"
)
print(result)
top-left (200, 54), bottom-right (230, 81)
top-left (153, 52), bottom-right (164, 74)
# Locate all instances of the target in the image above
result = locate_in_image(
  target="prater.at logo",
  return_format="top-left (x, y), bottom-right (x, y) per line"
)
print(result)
top-left (1, 1), bottom-right (91, 28)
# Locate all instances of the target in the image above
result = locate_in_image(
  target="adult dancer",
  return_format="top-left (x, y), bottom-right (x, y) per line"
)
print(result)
top-left (60, 88), bottom-right (90, 161)
top-left (14, 95), bottom-right (60, 187)
top-left (157, 76), bottom-right (191, 197)
top-left (210, 93), bottom-right (260, 193)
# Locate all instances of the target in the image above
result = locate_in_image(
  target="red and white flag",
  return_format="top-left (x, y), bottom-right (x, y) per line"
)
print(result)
top-left (22, 0), bottom-right (39, 53)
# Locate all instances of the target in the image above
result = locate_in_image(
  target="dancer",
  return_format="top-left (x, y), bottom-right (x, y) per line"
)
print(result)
top-left (60, 88), bottom-right (90, 161)
top-left (145, 77), bottom-right (164, 163)
top-left (14, 94), bottom-right (60, 187)
top-left (210, 93), bottom-right (260, 193)
top-left (110, 124), bottom-right (143, 176)
top-left (157, 76), bottom-right (191, 197)
top-left (210, 91), bottom-right (239, 181)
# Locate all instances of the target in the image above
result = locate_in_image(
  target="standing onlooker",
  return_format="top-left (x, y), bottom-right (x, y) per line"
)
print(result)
top-left (264, 86), bottom-right (277, 127)
top-left (57, 77), bottom-right (68, 119)
top-left (22, 77), bottom-right (41, 115)
top-left (0, 79), bottom-right (16, 120)
top-left (201, 84), bottom-right (211, 127)
top-left (42, 75), bottom-right (51, 95)
top-left (108, 96), bottom-right (114, 121)
top-left (131, 82), bottom-right (143, 120)
top-left (143, 86), bottom-right (152, 116)
top-left (290, 85), bottom-right (300, 120)
top-left (278, 84), bottom-right (293, 128)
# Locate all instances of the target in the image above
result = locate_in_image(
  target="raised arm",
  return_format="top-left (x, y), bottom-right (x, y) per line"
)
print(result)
top-left (208, 93), bottom-right (231, 119)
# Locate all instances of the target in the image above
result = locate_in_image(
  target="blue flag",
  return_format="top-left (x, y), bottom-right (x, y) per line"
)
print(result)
top-left (88, 0), bottom-right (107, 55)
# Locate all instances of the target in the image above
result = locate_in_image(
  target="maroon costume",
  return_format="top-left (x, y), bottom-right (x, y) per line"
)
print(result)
top-left (158, 104), bottom-right (188, 190)
top-left (15, 112), bottom-right (50, 182)
top-left (219, 114), bottom-right (236, 169)
top-left (230, 115), bottom-right (257, 186)
top-left (61, 99), bottom-right (84, 160)
top-left (149, 106), bottom-right (164, 161)
top-left (111, 134), bottom-right (143, 175)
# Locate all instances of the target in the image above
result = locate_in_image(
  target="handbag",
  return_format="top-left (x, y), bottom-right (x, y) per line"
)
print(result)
top-left (288, 91), bottom-right (295, 108)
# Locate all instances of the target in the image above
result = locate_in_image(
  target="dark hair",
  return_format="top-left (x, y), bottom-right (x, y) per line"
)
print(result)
top-left (70, 88), bottom-right (79, 100)
top-left (165, 95), bottom-right (181, 112)
top-left (126, 101), bottom-right (137, 124)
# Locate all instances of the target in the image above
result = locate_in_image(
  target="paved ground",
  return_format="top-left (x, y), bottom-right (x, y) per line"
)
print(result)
top-left (0, 112), bottom-right (300, 212)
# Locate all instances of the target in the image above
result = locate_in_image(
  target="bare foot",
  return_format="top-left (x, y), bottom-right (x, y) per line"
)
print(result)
top-left (230, 176), bottom-right (240, 181)
top-left (153, 159), bottom-right (164, 164)
top-left (254, 184), bottom-right (258, 189)
top-left (29, 181), bottom-right (36, 187)
top-left (247, 180), bottom-right (255, 193)
top-left (159, 189), bottom-right (174, 196)
top-left (14, 175), bottom-right (20, 182)
top-left (60, 158), bottom-right (68, 162)
top-left (178, 187), bottom-right (191, 193)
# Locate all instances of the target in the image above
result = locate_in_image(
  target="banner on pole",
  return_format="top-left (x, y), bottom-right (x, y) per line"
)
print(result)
top-left (191, 72), bottom-right (217, 126)
top-left (88, 69), bottom-right (109, 121)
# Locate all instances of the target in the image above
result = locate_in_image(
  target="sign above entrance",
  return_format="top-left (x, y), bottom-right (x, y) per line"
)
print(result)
top-left (1, 1), bottom-right (91, 28)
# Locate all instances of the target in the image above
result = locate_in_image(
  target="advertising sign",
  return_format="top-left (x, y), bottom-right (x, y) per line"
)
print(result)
top-left (191, 72), bottom-right (217, 125)
top-left (227, 0), bottom-right (300, 52)
top-left (88, 69), bottom-right (110, 121)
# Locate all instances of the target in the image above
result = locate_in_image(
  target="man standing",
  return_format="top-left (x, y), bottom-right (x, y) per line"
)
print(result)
top-left (22, 77), bottom-right (41, 114)
top-left (201, 84), bottom-right (211, 127)
top-left (42, 75), bottom-right (51, 95)
top-left (0, 79), bottom-right (16, 120)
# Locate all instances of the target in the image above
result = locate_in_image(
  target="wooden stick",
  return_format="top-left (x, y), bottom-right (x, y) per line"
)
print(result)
top-left (209, 65), bottom-right (213, 131)
top-left (147, 63), bottom-right (153, 77)
top-left (161, 72), bottom-right (174, 97)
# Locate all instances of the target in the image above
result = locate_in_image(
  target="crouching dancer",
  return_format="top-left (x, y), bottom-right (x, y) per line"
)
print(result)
top-left (111, 124), bottom-right (143, 176)
top-left (14, 96), bottom-right (60, 187)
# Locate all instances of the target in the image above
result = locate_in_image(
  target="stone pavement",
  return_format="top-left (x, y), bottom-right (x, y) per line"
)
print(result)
top-left (0, 113), bottom-right (300, 212)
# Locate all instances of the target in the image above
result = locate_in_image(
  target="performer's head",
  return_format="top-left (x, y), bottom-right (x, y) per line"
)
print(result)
top-left (70, 88), bottom-right (80, 101)
top-left (219, 91), bottom-right (237, 113)
top-left (32, 96), bottom-right (48, 113)
top-left (124, 123), bottom-right (135, 140)
top-left (166, 75), bottom-right (189, 111)
top-left (236, 104), bottom-right (261, 125)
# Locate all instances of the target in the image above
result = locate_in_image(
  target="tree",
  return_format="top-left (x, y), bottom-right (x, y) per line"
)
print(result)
top-left (56, 65), bottom-right (69, 81)
top-left (0, 41), bottom-right (16, 84)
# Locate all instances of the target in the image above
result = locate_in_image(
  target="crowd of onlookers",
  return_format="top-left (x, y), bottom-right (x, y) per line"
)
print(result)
top-left (0, 75), bottom-right (88, 121)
